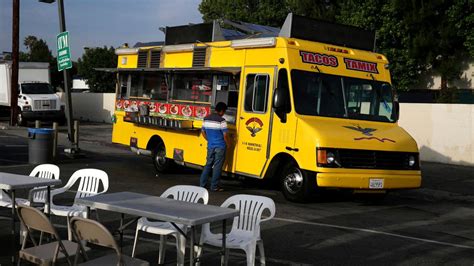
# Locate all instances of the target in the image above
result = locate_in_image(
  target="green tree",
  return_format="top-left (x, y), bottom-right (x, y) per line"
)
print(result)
top-left (77, 46), bottom-right (117, 92)
top-left (22, 36), bottom-right (54, 62)
top-left (18, 35), bottom-right (64, 90)
top-left (336, 0), bottom-right (421, 90)
top-left (199, 0), bottom-right (289, 26)
top-left (286, 0), bottom-right (338, 21)
top-left (404, 0), bottom-right (469, 90)
top-left (446, 0), bottom-right (474, 60)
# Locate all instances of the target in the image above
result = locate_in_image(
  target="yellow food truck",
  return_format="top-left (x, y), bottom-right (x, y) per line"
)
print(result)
top-left (109, 14), bottom-right (421, 201)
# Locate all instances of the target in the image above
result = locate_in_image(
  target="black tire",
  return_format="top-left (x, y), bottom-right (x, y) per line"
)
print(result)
top-left (152, 142), bottom-right (172, 173)
top-left (16, 109), bottom-right (25, 126)
top-left (280, 162), bottom-right (316, 202)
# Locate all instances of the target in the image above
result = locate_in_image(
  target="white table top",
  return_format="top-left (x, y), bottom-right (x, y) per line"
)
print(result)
top-left (0, 172), bottom-right (62, 190)
top-left (76, 191), bottom-right (239, 226)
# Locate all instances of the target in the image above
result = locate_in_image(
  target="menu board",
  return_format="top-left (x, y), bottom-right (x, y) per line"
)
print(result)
top-left (116, 99), bottom-right (210, 120)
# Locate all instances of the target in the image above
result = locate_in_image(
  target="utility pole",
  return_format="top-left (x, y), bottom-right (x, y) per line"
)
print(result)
top-left (38, 0), bottom-right (77, 153)
top-left (10, 0), bottom-right (20, 126)
top-left (57, 0), bottom-right (76, 151)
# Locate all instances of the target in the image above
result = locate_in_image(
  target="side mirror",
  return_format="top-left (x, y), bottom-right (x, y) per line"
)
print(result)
top-left (273, 87), bottom-right (289, 123)
top-left (273, 87), bottom-right (284, 109)
top-left (392, 101), bottom-right (400, 121)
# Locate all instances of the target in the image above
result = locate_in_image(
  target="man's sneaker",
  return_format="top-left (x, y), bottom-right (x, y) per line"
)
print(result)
top-left (211, 187), bottom-right (224, 192)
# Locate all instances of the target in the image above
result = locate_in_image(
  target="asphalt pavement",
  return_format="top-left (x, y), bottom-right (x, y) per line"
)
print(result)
top-left (1, 120), bottom-right (474, 265)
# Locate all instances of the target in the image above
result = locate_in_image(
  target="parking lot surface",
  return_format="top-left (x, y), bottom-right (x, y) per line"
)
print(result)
top-left (1, 121), bottom-right (474, 265)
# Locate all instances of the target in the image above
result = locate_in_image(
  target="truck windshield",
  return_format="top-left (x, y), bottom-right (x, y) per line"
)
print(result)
top-left (21, 83), bottom-right (55, 94)
top-left (291, 70), bottom-right (396, 123)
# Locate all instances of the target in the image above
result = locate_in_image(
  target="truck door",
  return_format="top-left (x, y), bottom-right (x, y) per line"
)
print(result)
top-left (235, 67), bottom-right (275, 177)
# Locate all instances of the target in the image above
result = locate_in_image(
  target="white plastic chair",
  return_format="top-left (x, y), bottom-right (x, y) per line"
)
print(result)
top-left (0, 164), bottom-right (60, 208)
top-left (197, 194), bottom-right (275, 266)
top-left (132, 185), bottom-right (209, 265)
top-left (46, 168), bottom-right (109, 239)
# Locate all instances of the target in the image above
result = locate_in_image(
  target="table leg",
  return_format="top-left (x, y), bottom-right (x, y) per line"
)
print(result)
top-left (11, 189), bottom-right (17, 265)
top-left (86, 206), bottom-right (91, 218)
top-left (120, 213), bottom-right (124, 252)
top-left (221, 219), bottom-right (227, 266)
top-left (189, 225), bottom-right (195, 266)
top-left (47, 186), bottom-right (51, 219)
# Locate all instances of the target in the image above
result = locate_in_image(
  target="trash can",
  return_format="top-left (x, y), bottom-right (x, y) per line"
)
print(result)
top-left (28, 128), bottom-right (55, 164)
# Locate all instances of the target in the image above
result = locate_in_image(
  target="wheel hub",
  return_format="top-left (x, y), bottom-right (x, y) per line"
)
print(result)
top-left (155, 151), bottom-right (166, 166)
top-left (283, 168), bottom-right (304, 194)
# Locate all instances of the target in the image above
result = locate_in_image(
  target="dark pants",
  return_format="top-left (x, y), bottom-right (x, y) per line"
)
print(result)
top-left (200, 147), bottom-right (226, 190)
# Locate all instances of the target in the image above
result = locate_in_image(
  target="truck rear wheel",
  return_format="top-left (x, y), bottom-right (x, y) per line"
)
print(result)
top-left (152, 142), bottom-right (172, 173)
top-left (280, 162), bottom-right (315, 202)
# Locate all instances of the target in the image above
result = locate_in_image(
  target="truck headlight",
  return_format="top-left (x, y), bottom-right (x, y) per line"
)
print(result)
top-left (317, 148), bottom-right (340, 168)
top-left (326, 152), bottom-right (336, 164)
top-left (408, 155), bottom-right (416, 167)
top-left (23, 105), bottom-right (31, 111)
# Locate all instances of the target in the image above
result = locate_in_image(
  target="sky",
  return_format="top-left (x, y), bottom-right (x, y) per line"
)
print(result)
top-left (0, 0), bottom-right (203, 60)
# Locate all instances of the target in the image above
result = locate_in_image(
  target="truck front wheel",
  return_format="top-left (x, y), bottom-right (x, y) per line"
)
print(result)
top-left (152, 142), bottom-right (172, 173)
top-left (280, 163), bottom-right (316, 202)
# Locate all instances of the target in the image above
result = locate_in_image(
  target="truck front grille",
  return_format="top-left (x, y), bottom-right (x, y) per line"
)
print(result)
top-left (337, 149), bottom-right (419, 170)
top-left (33, 100), bottom-right (56, 111)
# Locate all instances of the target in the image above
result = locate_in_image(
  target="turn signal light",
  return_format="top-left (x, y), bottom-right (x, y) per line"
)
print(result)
top-left (317, 149), bottom-right (327, 165)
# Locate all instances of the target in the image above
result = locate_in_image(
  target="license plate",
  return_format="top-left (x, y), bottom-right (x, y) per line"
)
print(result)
top-left (369, 179), bottom-right (384, 189)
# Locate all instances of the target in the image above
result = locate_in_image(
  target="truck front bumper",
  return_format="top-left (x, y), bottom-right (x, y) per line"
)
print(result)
top-left (22, 110), bottom-right (65, 121)
top-left (316, 172), bottom-right (422, 189)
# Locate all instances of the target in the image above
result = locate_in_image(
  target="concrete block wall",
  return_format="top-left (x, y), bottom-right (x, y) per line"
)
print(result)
top-left (58, 92), bottom-right (116, 124)
top-left (399, 103), bottom-right (474, 166)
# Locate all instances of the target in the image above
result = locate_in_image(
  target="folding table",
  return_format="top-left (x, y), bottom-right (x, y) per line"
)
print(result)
top-left (0, 172), bottom-right (62, 264)
top-left (76, 191), bottom-right (239, 266)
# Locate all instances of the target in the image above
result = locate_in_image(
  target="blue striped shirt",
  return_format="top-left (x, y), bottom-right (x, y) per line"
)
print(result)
top-left (202, 113), bottom-right (228, 148)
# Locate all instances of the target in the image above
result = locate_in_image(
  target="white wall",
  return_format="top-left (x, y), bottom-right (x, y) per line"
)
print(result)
top-left (59, 92), bottom-right (115, 124)
top-left (399, 103), bottom-right (474, 166)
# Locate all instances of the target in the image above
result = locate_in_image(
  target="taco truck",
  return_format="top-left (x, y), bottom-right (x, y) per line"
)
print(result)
top-left (108, 14), bottom-right (421, 202)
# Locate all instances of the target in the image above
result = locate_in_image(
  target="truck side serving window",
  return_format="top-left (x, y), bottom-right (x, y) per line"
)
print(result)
top-left (171, 73), bottom-right (212, 103)
top-left (119, 74), bottom-right (128, 99)
top-left (214, 74), bottom-right (239, 108)
top-left (125, 73), bottom-right (168, 100)
top-left (244, 74), bottom-right (269, 113)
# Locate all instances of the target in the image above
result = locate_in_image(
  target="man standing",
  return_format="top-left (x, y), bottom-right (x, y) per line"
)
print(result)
top-left (200, 102), bottom-right (229, 192)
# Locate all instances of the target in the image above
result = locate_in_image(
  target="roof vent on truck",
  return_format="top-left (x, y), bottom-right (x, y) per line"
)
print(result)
top-left (279, 13), bottom-right (376, 51)
top-left (163, 20), bottom-right (280, 45)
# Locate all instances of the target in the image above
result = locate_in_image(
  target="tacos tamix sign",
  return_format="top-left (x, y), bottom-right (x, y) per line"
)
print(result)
top-left (299, 51), bottom-right (338, 67)
top-left (343, 58), bottom-right (378, 74)
top-left (56, 31), bottom-right (72, 71)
